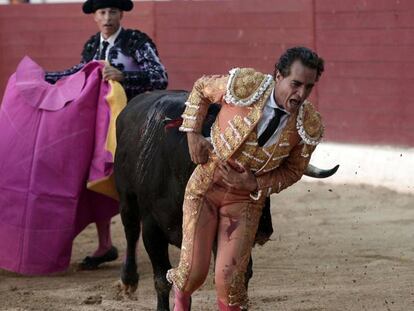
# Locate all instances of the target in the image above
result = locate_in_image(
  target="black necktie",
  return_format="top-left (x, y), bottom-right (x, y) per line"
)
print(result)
top-left (99, 41), bottom-right (109, 60)
top-left (258, 108), bottom-right (286, 147)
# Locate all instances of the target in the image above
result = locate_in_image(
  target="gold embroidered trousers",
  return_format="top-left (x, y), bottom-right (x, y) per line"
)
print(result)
top-left (167, 159), bottom-right (265, 308)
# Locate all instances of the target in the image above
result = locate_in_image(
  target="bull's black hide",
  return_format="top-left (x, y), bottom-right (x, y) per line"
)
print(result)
top-left (114, 90), bottom-right (273, 311)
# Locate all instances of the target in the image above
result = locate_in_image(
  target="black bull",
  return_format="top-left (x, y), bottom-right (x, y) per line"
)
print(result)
top-left (114, 90), bottom-right (338, 310)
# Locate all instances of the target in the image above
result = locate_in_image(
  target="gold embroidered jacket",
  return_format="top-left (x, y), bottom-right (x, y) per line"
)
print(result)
top-left (179, 68), bottom-right (324, 201)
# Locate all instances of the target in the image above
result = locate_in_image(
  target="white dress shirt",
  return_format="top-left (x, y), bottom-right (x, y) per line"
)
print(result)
top-left (256, 88), bottom-right (290, 147)
top-left (99, 26), bottom-right (122, 61)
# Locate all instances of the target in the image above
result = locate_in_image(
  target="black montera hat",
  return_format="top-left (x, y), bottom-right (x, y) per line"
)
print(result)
top-left (82, 0), bottom-right (133, 14)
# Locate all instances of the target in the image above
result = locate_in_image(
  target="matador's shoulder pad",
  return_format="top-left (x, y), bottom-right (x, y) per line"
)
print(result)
top-left (223, 68), bottom-right (274, 107)
top-left (296, 100), bottom-right (324, 146)
top-left (121, 29), bottom-right (158, 57)
top-left (81, 32), bottom-right (100, 62)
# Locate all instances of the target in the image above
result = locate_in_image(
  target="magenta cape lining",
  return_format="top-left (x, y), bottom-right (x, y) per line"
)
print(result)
top-left (0, 57), bottom-right (123, 275)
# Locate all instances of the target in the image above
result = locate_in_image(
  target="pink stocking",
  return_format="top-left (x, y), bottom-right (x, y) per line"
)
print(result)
top-left (93, 219), bottom-right (113, 257)
top-left (218, 299), bottom-right (241, 311)
top-left (173, 287), bottom-right (192, 311)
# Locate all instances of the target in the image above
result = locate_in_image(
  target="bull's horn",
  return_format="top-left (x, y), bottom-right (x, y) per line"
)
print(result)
top-left (304, 163), bottom-right (339, 178)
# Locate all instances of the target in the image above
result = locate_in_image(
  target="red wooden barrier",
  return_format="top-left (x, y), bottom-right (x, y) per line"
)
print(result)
top-left (0, 0), bottom-right (413, 147)
top-left (315, 0), bottom-right (414, 146)
top-left (155, 0), bottom-right (314, 89)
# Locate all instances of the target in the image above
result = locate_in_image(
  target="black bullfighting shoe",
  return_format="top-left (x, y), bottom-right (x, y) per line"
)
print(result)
top-left (79, 246), bottom-right (119, 270)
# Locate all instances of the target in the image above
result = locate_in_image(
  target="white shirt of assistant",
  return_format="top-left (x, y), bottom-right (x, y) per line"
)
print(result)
top-left (99, 26), bottom-right (122, 61)
top-left (256, 88), bottom-right (290, 147)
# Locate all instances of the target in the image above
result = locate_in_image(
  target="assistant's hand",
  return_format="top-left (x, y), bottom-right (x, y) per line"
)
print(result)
top-left (217, 161), bottom-right (258, 192)
top-left (102, 64), bottom-right (124, 82)
top-left (187, 132), bottom-right (213, 164)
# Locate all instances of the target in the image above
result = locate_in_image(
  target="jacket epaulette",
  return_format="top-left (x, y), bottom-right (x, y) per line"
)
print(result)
top-left (81, 33), bottom-right (100, 62)
top-left (119, 29), bottom-right (158, 57)
top-left (223, 68), bottom-right (273, 107)
top-left (296, 100), bottom-right (324, 145)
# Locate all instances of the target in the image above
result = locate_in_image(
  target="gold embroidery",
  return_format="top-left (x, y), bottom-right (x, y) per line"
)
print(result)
top-left (228, 202), bottom-right (263, 308)
top-left (211, 81), bottom-right (274, 161)
top-left (255, 110), bottom-right (299, 175)
top-left (180, 75), bottom-right (228, 133)
top-left (296, 100), bottom-right (324, 145)
top-left (224, 68), bottom-right (273, 107)
top-left (167, 161), bottom-right (217, 290)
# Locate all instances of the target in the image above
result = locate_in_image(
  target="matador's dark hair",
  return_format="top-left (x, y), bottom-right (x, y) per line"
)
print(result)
top-left (274, 46), bottom-right (324, 81)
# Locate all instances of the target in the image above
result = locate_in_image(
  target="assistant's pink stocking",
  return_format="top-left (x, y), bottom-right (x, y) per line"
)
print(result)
top-left (94, 219), bottom-right (113, 257)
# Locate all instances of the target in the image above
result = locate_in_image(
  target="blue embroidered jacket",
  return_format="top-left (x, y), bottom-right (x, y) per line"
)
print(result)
top-left (45, 28), bottom-right (168, 100)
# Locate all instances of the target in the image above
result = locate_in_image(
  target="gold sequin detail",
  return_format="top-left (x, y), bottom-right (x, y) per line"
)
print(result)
top-left (180, 75), bottom-right (228, 133)
top-left (211, 81), bottom-right (274, 160)
top-left (228, 202), bottom-right (263, 308)
top-left (167, 160), bottom-right (217, 290)
top-left (302, 101), bottom-right (323, 138)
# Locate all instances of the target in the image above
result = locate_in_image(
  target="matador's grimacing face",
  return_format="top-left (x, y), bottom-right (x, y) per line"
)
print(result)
top-left (274, 60), bottom-right (317, 114)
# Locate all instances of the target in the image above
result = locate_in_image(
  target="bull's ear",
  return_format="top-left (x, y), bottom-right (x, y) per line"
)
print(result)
top-left (304, 164), bottom-right (339, 178)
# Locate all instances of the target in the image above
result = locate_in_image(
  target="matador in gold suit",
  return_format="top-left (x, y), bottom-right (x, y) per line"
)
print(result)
top-left (167, 47), bottom-right (325, 311)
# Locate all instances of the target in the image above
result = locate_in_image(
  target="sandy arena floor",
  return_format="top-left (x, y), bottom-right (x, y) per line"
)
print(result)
top-left (1, 181), bottom-right (413, 311)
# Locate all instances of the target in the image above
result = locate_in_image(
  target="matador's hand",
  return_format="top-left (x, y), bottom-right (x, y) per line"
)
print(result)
top-left (102, 63), bottom-right (124, 82)
top-left (187, 132), bottom-right (213, 164)
top-left (217, 161), bottom-right (258, 192)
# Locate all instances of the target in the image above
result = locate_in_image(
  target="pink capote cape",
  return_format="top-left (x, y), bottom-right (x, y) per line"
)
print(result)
top-left (0, 57), bottom-right (125, 275)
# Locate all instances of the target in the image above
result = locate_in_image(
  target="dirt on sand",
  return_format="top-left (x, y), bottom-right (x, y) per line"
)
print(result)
top-left (1, 181), bottom-right (414, 311)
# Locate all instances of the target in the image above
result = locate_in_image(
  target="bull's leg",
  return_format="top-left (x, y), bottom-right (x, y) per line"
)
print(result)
top-left (142, 214), bottom-right (172, 311)
top-left (120, 192), bottom-right (140, 294)
top-left (254, 197), bottom-right (273, 245)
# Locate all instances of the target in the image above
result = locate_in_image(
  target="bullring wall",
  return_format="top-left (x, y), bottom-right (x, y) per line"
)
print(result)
top-left (0, 0), bottom-right (413, 146)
